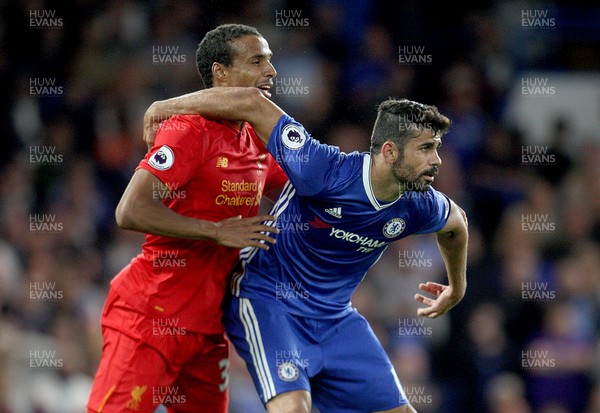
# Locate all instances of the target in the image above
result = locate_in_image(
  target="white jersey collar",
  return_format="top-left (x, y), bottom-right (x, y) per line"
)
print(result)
top-left (362, 154), bottom-right (402, 211)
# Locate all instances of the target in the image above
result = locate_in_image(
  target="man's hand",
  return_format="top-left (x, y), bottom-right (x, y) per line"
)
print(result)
top-left (414, 281), bottom-right (464, 319)
top-left (213, 215), bottom-right (279, 250)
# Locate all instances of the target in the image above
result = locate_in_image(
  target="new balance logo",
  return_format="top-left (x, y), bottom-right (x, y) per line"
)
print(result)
top-left (325, 207), bottom-right (342, 219)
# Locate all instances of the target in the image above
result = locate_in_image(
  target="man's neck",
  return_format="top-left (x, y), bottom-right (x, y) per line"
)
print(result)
top-left (370, 155), bottom-right (401, 202)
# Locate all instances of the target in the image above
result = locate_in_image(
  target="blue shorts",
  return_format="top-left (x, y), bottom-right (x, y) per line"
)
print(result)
top-left (225, 296), bottom-right (408, 413)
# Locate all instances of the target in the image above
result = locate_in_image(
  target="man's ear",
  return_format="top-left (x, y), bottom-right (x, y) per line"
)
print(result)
top-left (212, 62), bottom-right (227, 85)
top-left (381, 140), bottom-right (399, 165)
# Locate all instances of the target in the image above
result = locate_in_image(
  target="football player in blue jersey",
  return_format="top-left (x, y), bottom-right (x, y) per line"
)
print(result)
top-left (145, 88), bottom-right (468, 413)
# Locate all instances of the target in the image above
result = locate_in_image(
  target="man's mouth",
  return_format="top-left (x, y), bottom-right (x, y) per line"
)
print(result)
top-left (257, 83), bottom-right (272, 98)
top-left (422, 168), bottom-right (438, 183)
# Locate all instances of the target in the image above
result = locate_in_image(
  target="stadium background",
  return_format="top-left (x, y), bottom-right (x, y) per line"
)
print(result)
top-left (1, 0), bottom-right (599, 412)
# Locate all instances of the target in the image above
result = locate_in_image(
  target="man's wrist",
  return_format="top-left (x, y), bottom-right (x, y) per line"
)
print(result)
top-left (447, 282), bottom-right (466, 299)
top-left (189, 219), bottom-right (219, 242)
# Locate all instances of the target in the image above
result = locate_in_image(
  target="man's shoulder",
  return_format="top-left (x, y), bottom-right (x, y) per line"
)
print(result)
top-left (335, 150), bottom-right (366, 172)
top-left (163, 114), bottom-right (214, 129)
top-left (155, 114), bottom-right (205, 136)
top-left (157, 115), bottom-right (242, 141)
top-left (318, 151), bottom-right (365, 193)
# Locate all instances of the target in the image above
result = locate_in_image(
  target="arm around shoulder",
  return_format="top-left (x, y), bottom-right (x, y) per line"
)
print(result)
top-left (144, 87), bottom-right (285, 148)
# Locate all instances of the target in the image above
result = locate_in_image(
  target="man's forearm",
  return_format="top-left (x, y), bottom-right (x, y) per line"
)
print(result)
top-left (436, 227), bottom-right (468, 297)
top-left (115, 169), bottom-right (279, 250)
top-left (116, 184), bottom-right (218, 241)
top-left (144, 87), bottom-right (284, 146)
top-left (146, 87), bottom-right (258, 123)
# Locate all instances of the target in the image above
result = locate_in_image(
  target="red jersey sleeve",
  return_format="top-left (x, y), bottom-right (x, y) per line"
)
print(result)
top-left (138, 115), bottom-right (210, 187)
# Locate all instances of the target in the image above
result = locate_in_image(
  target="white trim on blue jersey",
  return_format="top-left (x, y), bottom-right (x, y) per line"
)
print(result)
top-left (362, 154), bottom-right (401, 210)
top-left (391, 366), bottom-right (407, 401)
top-left (231, 180), bottom-right (296, 296)
top-left (442, 194), bottom-right (451, 221)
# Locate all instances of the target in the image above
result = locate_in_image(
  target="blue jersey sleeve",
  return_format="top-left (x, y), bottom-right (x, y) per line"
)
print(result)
top-left (267, 114), bottom-right (346, 197)
top-left (413, 188), bottom-right (452, 234)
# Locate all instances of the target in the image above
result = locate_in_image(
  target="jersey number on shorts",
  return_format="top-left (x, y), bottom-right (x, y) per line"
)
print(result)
top-left (218, 358), bottom-right (230, 392)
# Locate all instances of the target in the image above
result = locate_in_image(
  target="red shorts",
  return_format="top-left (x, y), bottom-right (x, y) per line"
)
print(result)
top-left (87, 289), bottom-right (229, 413)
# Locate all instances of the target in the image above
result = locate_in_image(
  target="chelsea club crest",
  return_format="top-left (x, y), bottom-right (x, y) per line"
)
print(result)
top-left (383, 218), bottom-right (406, 238)
top-left (277, 362), bottom-right (300, 382)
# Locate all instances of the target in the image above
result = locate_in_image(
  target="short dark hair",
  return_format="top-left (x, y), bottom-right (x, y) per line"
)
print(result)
top-left (196, 24), bottom-right (263, 88)
top-left (370, 99), bottom-right (451, 155)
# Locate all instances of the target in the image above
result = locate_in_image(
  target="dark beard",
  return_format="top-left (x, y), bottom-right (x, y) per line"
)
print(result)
top-left (392, 158), bottom-right (438, 192)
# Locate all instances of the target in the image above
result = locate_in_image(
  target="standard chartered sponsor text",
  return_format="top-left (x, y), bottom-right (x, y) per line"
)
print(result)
top-left (216, 179), bottom-right (262, 206)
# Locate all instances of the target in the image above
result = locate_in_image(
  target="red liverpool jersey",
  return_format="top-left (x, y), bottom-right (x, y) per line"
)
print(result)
top-left (111, 115), bottom-right (287, 334)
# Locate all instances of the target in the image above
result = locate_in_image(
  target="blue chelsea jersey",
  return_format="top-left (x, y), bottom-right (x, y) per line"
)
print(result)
top-left (231, 114), bottom-right (451, 319)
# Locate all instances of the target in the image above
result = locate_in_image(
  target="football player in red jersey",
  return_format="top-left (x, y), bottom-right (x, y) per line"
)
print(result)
top-left (87, 24), bottom-right (287, 413)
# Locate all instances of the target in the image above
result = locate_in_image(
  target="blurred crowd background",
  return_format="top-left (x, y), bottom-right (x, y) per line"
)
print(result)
top-left (1, 0), bottom-right (599, 412)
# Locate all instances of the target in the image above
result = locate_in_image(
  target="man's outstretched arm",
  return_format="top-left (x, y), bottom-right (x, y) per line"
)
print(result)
top-left (414, 199), bottom-right (468, 318)
top-left (144, 87), bottom-right (285, 149)
top-left (116, 169), bottom-right (278, 250)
